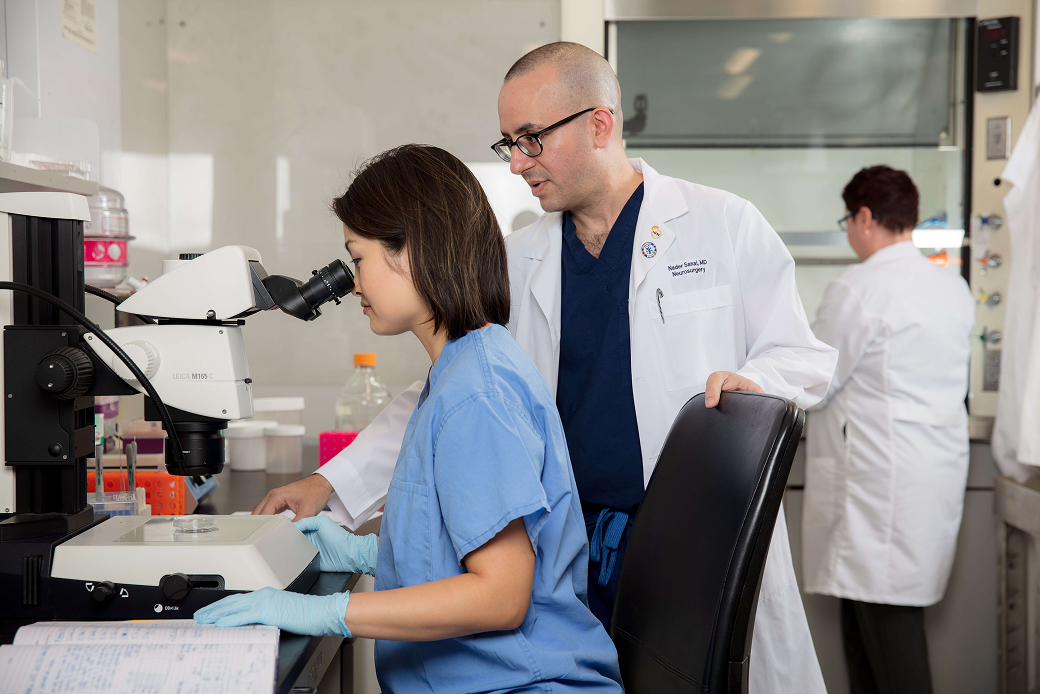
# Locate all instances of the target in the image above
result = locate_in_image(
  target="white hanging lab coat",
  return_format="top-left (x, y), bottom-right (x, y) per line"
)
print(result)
top-left (993, 99), bottom-right (1040, 481)
top-left (319, 159), bottom-right (836, 692)
top-left (803, 241), bottom-right (975, 606)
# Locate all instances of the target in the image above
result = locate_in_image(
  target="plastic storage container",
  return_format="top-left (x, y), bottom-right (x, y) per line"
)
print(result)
top-left (85, 186), bottom-right (132, 288)
top-left (265, 424), bottom-right (305, 474)
top-left (225, 419), bottom-right (276, 471)
top-left (94, 396), bottom-right (119, 452)
top-left (319, 431), bottom-right (358, 466)
top-left (335, 354), bottom-right (390, 432)
top-left (253, 397), bottom-right (305, 427)
top-left (87, 491), bottom-right (137, 516)
top-left (88, 469), bottom-right (188, 515)
top-left (94, 396), bottom-right (119, 426)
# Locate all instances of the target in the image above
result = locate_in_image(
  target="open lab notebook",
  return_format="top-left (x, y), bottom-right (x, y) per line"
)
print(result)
top-left (0, 620), bottom-right (279, 694)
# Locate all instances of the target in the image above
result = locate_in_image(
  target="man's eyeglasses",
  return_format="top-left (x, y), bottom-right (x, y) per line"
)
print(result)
top-left (837, 212), bottom-right (853, 231)
top-left (491, 107), bottom-right (610, 163)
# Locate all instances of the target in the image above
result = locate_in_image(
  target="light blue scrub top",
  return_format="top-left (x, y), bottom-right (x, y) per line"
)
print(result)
top-left (374, 324), bottom-right (624, 694)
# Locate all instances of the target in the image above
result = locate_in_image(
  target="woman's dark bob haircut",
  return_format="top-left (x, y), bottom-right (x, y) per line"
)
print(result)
top-left (332, 145), bottom-right (510, 342)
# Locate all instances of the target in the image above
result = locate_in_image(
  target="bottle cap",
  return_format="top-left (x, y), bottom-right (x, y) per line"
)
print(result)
top-left (354, 353), bottom-right (376, 366)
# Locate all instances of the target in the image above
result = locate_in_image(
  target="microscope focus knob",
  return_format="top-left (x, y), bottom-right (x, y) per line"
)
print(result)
top-left (110, 341), bottom-right (159, 381)
top-left (160, 573), bottom-right (192, 602)
top-left (36, 347), bottom-right (94, 399)
top-left (90, 581), bottom-right (117, 603)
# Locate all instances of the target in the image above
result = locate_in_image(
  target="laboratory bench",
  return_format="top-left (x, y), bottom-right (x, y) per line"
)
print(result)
top-left (197, 445), bottom-right (360, 694)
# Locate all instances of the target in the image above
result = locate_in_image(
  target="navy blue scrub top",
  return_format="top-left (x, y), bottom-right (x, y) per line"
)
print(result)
top-left (556, 184), bottom-right (645, 515)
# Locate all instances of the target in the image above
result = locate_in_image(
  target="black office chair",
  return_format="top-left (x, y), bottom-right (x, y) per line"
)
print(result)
top-left (610, 391), bottom-right (804, 694)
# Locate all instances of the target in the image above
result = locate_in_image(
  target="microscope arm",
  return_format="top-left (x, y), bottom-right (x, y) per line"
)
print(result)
top-left (0, 280), bottom-right (187, 466)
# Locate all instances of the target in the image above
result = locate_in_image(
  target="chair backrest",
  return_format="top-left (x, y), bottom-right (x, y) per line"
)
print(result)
top-left (610, 391), bottom-right (804, 694)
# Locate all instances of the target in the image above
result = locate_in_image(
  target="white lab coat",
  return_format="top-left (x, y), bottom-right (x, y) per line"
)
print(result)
top-left (993, 99), bottom-right (1040, 481)
top-left (803, 241), bottom-right (975, 606)
top-left (320, 159), bottom-right (836, 692)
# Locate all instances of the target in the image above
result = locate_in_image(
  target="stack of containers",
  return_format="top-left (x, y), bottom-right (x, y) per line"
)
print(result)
top-left (94, 396), bottom-right (119, 453)
top-left (225, 419), bottom-right (277, 471)
top-left (265, 425), bottom-right (306, 474)
top-left (252, 398), bottom-right (306, 474)
top-left (84, 187), bottom-right (132, 288)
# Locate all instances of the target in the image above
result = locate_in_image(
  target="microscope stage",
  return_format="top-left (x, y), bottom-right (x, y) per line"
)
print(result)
top-left (50, 514), bottom-right (318, 591)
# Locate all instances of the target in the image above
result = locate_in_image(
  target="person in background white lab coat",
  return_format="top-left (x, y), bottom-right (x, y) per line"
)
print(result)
top-left (803, 166), bottom-right (975, 694)
top-left (992, 99), bottom-right (1040, 481)
top-left (256, 42), bottom-right (837, 692)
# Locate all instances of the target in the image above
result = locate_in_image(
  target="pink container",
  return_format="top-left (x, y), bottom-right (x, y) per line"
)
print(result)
top-left (319, 431), bottom-right (358, 466)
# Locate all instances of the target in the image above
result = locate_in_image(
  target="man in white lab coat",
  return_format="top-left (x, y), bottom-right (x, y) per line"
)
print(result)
top-left (993, 99), bottom-right (1040, 481)
top-left (803, 166), bottom-right (975, 694)
top-left (257, 42), bottom-right (836, 692)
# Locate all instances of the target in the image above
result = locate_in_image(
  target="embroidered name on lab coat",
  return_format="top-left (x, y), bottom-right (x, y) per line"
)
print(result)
top-left (667, 259), bottom-right (707, 277)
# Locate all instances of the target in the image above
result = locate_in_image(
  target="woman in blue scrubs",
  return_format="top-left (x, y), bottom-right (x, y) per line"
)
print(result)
top-left (196, 144), bottom-right (623, 694)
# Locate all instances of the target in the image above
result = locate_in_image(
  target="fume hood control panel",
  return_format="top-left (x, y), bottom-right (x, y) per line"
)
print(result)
top-left (969, 3), bottom-right (1032, 417)
top-left (977, 17), bottom-right (1019, 92)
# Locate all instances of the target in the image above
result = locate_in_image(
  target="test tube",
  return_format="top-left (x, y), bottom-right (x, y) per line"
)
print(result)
top-left (94, 441), bottom-right (104, 503)
top-left (127, 440), bottom-right (137, 493)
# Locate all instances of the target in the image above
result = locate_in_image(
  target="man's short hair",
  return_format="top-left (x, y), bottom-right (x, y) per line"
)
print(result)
top-left (504, 42), bottom-right (622, 121)
top-left (842, 165), bottom-right (920, 233)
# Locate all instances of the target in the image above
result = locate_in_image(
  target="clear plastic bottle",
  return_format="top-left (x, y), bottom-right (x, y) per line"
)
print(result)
top-left (335, 353), bottom-right (391, 432)
top-left (0, 61), bottom-right (12, 162)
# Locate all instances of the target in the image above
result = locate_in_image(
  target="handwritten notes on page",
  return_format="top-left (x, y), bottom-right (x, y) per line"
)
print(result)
top-left (0, 621), bottom-right (279, 694)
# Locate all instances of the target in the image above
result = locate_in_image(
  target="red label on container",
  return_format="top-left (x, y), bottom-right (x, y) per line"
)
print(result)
top-left (84, 238), bottom-right (128, 267)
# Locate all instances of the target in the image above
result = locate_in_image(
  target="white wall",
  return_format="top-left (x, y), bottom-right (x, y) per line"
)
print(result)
top-left (118, 0), bottom-right (560, 433)
top-left (4, 0), bottom-right (121, 184)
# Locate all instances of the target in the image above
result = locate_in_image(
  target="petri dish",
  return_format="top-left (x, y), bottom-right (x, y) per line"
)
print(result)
top-left (173, 515), bottom-right (218, 533)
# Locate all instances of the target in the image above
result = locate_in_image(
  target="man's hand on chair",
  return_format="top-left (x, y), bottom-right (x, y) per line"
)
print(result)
top-left (705, 371), bottom-right (764, 408)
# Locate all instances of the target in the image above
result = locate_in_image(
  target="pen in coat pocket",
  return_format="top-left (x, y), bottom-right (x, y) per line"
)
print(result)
top-left (657, 288), bottom-right (665, 323)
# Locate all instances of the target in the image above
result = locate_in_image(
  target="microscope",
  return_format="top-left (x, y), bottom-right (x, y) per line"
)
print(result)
top-left (0, 192), bottom-right (353, 639)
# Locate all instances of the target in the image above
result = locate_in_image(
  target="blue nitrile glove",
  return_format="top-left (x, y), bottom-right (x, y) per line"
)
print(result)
top-left (194, 587), bottom-right (352, 637)
top-left (294, 516), bottom-right (378, 576)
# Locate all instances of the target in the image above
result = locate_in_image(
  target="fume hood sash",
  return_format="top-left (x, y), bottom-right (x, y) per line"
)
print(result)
top-left (605, 0), bottom-right (978, 21)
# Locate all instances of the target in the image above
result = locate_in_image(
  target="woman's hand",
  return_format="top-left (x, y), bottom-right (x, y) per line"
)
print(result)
top-left (252, 473), bottom-right (334, 519)
top-left (194, 587), bottom-right (352, 637)
top-left (294, 516), bottom-right (378, 575)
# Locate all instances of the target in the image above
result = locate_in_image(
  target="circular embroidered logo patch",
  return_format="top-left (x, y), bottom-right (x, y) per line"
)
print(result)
top-left (651, 225), bottom-right (662, 238)
top-left (641, 242), bottom-right (657, 258)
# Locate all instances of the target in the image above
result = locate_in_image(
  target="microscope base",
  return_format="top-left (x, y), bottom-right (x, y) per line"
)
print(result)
top-left (0, 506), bottom-right (97, 541)
top-left (0, 513), bottom-right (321, 642)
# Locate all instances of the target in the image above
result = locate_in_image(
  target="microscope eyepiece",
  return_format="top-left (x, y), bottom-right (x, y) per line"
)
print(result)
top-left (261, 259), bottom-right (355, 321)
top-left (300, 260), bottom-right (354, 311)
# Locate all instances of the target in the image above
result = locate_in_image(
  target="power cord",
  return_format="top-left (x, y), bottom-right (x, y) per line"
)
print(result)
top-left (85, 285), bottom-right (156, 325)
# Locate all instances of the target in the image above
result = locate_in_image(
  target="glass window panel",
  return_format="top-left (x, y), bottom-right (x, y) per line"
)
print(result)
top-left (617, 18), bottom-right (954, 147)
